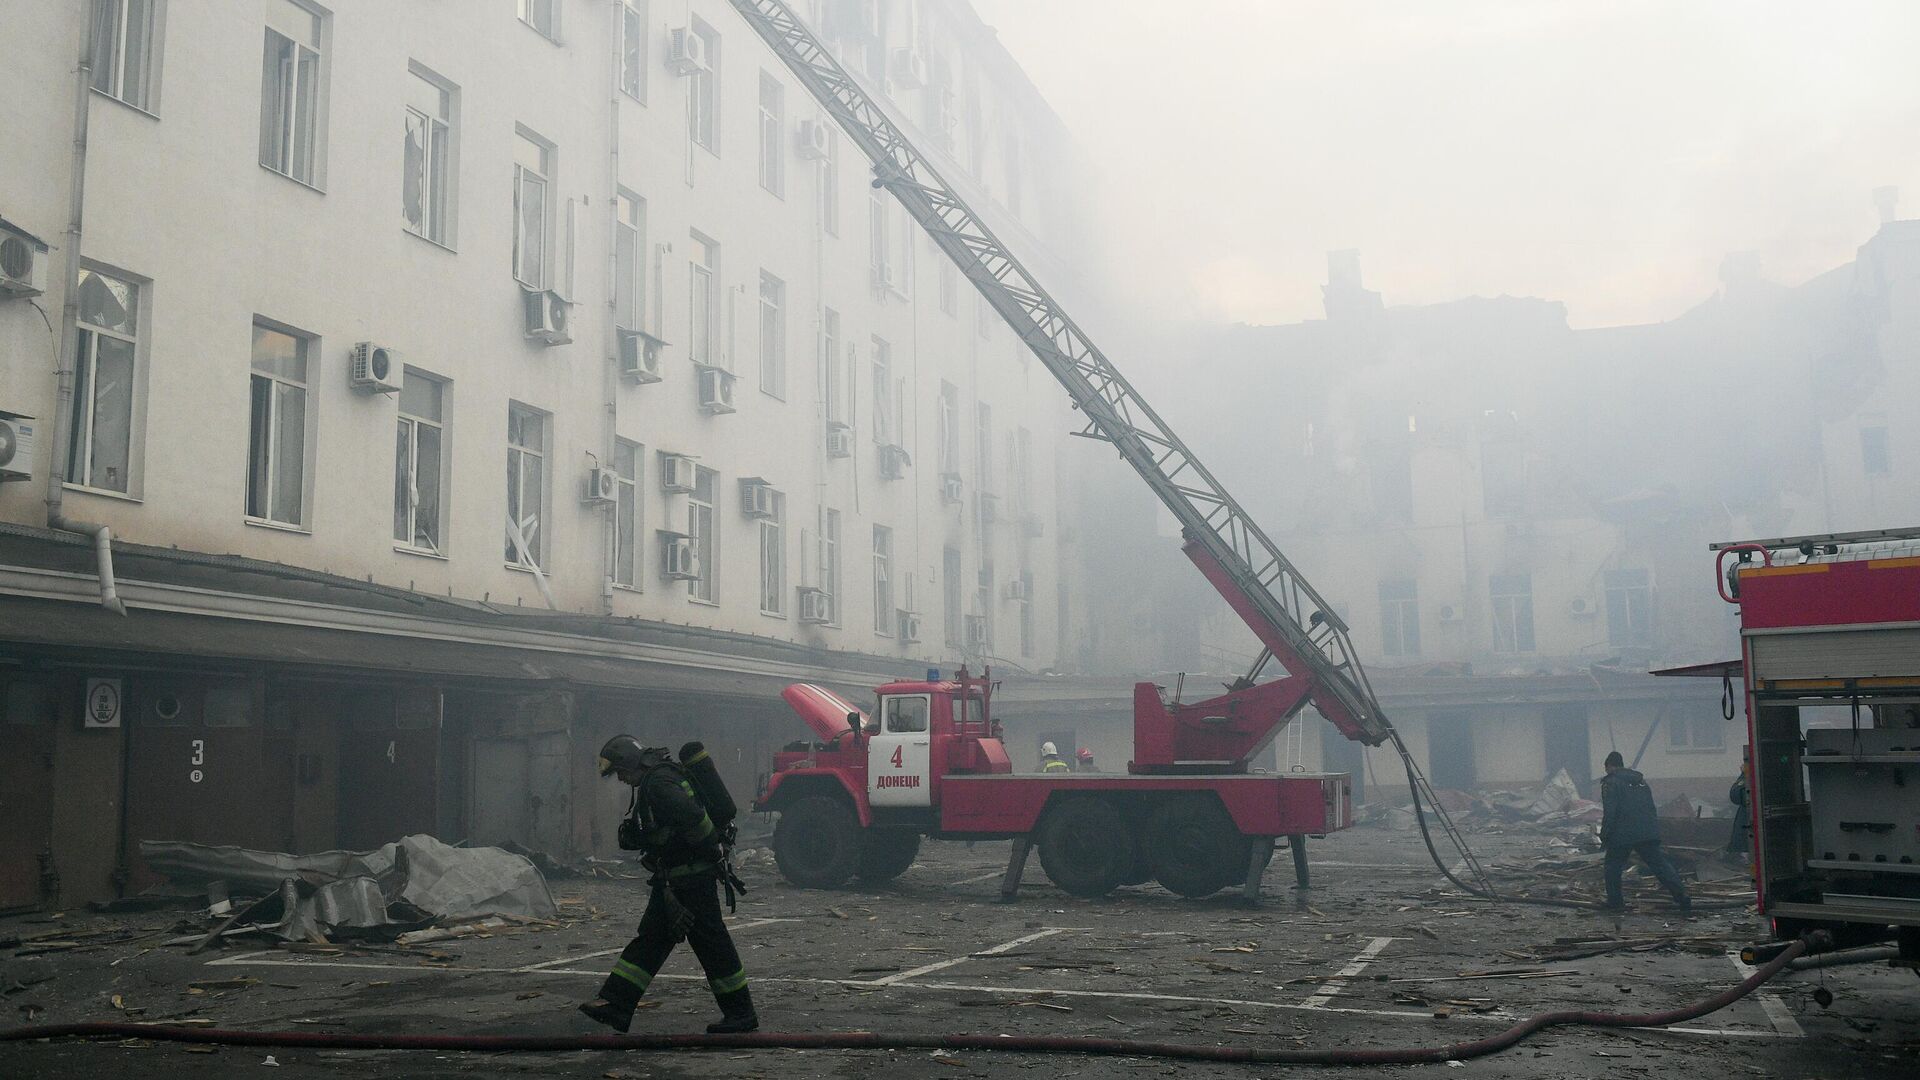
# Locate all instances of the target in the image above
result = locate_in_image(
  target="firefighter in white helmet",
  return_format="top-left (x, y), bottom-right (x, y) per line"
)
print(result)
top-left (1040, 741), bottom-right (1072, 773)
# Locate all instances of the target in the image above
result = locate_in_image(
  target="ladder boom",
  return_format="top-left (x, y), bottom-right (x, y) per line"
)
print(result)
top-left (727, 0), bottom-right (1391, 745)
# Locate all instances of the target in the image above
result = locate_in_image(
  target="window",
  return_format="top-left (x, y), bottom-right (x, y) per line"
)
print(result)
top-left (872, 525), bottom-right (894, 635)
top-left (259, 0), bottom-right (324, 186)
top-left (517, 0), bottom-right (558, 40)
top-left (1862, 425), bottom-right (1891, 476)
top-left (821, 508), bottom-right (841, 623)
top-left (688, 465), bottom-right (717, 602)
top-left (937, 382), bottom-right (959, 474)
top-left (90, 0), bottom-right (158, 111)
top-left (975, 563), bottom-right (995, 649)
top-left (512, 131), bottom-right (552, 287)
top-left (504, 404), bottom-right (547, 567)
top-left (821, 123), bottom-right (840, 236)
top-left (247, 322), bottom-right (312, 526)
top-left (66, 268), bottom-right (139, 494)
top-left (1489, 573), bottom-right (1535, 653)
top-left (883, 695), bottom-right (929, 733)
top-left (759, 490), bottom-right (786, 615)
top-left (1012, 426), bottom-right (1033, 513)
top-left (1480, 414), bottom-right (1525, 517)
top-left (1378, 578), bottom-right (1420, 658)
top-left (820, 307), bottom-right (843, 424)
top-left (393, 371), bottom-right (446, 552)
top-left (1668, 713), bottom-right (1726, 752)
top-left (614, 191), bottom-right (644, 330)
top-left (939, 256), bottom-right (957, 316)
top-left (870, 338), bottom-right (893, 444)
top-left (1604, 569), bottom-right (1652, 647)
top-left (403, 67), bottom-right (454, 245)
top-left (613, 439), bottom-right (641, 589)
top-left (975, 402), bottom-right (993, 491)
top-left (688, 19), bottom-right (719, 152)
top-left (943, 546), bottom-right (963, 646)
top-left (758, 73), bottom-right (785, 196)
top-left (1019, 569), bottom-right (1035, 657)
top-left (868, 184), bottom-right (888, 287)
top-left (620, 2), bottom-right (646, 101)
top-left (759, 272), bottom-right (786, 396)
top-left (689, 232), bottom-right (718, 366)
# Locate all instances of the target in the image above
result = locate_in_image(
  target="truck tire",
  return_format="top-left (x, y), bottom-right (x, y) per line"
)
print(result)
top-left (1036, 797), bottom-right (1130, 898)
top-left (1146, 798), bottom-right (1248, 898)
top-left (857, 830), bottom-right (922, 883)
top-left (773, 795), bottom-right (861, 889)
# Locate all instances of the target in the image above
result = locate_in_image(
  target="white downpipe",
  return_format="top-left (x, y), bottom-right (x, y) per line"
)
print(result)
top-left (45, 8), bottom-right (126, 616)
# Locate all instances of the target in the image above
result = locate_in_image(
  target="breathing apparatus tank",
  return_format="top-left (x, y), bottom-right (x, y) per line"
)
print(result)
top-left (678, 741), bottom-right (739, 833)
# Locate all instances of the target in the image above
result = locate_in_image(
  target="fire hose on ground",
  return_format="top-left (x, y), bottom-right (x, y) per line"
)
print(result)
top-left (0, 939), bottom-right (1805, 1065)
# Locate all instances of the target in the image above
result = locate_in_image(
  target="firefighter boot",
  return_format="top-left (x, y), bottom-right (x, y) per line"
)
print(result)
top-left (706, 986), bottom-right (758, 1034)
top-left (577, 998), bottom-right (634, 1034)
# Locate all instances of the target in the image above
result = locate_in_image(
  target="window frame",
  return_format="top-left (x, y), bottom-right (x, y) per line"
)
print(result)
top-left (688, 231), bottom-right (719, 368)
top-left (821, 123), bottom-right (841, 236)
top-left (758, 270), bottom-right (786, 398)
top-left (820, 307), bottom-right (843, 425)
top-left (870, 338), bottom-right (893, 445)
top-left (943, 545), bottom-right (963, 647)
top-left (504, 402), bottom-right (549, 570)
top-left (688, 465), bottom-right (718, 604)
top-left (65, 266), bottom-right (143, 497)
top-left (258, 1), bottom-right (327, 189)
top-left (89, 0), bottom-right (162, 113)
top-left (614, 189), bottom-right (645, 331)
top-left (402, 64), bottom-right (457, 248)
top-left (1668, 712), bottom-right (1727, 752)
top-left (1603, 568), bottom-right (1653, 647)
top-left (516, 0), bottom-right (561, 42)
top-left (1378, 578), bottom-right (1420, 658)
top-left (512, 129), bottom-right (554, 289)
top-left (758, 72), bottom-right (785, 197)
top-left (688, 18), bottom-right (720, 154)
top-left (613, 438), bottom-right (643, 590)
top-left (759, 490), bottom-right (787, 617)
top-left (872, 524), bottom-right (894, 637)
top-left (821, 507), bottom-right (842, 626)
top-left (936, 382), bottom-right (959, 475)
top-left (1489, 573), bottom-right (1536, 654)
top-left (620, 1), bottom-right (647, 102)
top-left (245, 318), bottom-right (317, 530)
top-left (393, 369), bottom-right (448, 555)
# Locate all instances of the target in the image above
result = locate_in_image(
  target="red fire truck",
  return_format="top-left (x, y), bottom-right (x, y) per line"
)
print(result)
top-left (1667, 529), bottom-right (1920, 968)
top-left (729, 0), bottom-right (1483, 904)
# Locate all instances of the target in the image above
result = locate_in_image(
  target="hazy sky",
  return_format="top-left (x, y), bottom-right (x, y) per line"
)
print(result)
top-left (968, 0), bottom-right (1920, 329)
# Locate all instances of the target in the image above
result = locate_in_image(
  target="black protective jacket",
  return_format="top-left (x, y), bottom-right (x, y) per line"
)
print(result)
top-left (1599, 767), bottom-right (1662, 849)
top-left (625, 764), bottom-right (724, 876)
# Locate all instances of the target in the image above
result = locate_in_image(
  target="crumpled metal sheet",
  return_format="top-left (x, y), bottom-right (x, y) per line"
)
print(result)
top-left (139, 834), bottom-right (557, 939)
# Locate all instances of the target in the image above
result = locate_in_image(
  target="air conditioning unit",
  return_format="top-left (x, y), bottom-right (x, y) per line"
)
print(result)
top-left (521, 286), bottom-right (571, 345)
top-left (889, 48), bottom-right (928, 90)
top-left (939, 472), bottom-right (963, 504)
top-left (0, 223), bottom-right (49, 298)
top-left (797, 120), bottom-right (832, 160)
top-left (964, 614), bottom-right (989, 651)
top-left (1437, 604), bottom-right (1463, 623)
top-left (798, 587), bottom-right (832, 625)
top-left (878, 443), bottom-right (909, 480)
top-left (977, 491), bottom-right (999, 523)
top-left (348, 341), bottom-right (403, 393)
top-left (659, 531), bottom-right (699, 580)
top-left (825, 423), bottom-right (853, 458)
top-left (698, 366), bottom-right (736, 413)
top-left (1004, 579), bottom-right (1030, 603)
top-left (0, 411), bottom-right (37, 482)
top-left (872, 261), bottom-right (896, 293)
top-left (740, 478), bottom-right (776, 518)
top-left (618, 328), bottom-right (665, 383)
top-left (898, 609), bottom-right (922, 643)
top-left (1568, 596), bottom-right (1596, 617)
top-left (667, 27), bottom-right (710, 76)
top-left (660, 452), bottom-right (697, 493)
top-left (583, 466), bottom-right (619, 506)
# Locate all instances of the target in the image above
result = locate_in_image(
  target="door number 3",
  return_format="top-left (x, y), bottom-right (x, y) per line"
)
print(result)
top-left (190, 739), bottom-right (205, 783)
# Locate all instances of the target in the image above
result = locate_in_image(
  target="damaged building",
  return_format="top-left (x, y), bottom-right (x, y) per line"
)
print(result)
top-left (0, 0), bottom-right (1096, 909)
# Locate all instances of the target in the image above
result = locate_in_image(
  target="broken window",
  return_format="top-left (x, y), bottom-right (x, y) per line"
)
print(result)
top-left (1489, 573), bottom-right (1534, 653)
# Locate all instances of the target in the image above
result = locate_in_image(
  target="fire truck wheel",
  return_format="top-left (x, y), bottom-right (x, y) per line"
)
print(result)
top-left (1145, 799), bottom-right (1248, 898)
top-left (857, 830), bottom-right (922, 882)
top-left (773, 795), bottom-right (862, 889)
top-left (1036, 797), bottom-right (1130, 898)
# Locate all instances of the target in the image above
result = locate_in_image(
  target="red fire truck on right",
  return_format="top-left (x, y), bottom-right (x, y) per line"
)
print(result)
top-left (1687, 527), bottom-right (1920, 968)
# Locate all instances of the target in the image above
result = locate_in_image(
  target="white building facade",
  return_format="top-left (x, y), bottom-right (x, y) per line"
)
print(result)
top-left (0, 0), bottom-right (1090, 906)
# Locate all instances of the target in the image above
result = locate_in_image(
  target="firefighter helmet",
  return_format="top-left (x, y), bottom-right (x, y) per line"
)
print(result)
top-left (598, 735), bottom-right (669, 777)
top-left (1040, 741), bottom-right (1058, 757)
top-left (1077, 748), bottom-right (1094, 762)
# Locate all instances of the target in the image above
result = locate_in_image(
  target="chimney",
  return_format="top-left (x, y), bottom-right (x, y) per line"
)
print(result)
top-left (1873, 186), bottom-right (1899, 226)
top-left (1327, 249), bottom-right (1364, 291)
top-left (1322, 249), bottom-right (1383, 321)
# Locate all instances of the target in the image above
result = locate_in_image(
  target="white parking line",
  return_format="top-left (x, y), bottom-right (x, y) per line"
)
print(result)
top-left (1728, 953), bottom-right (1805, 1037)
top-left (869, 928), bottom-right (1075, 986)
top-left (1302, 936), bottom-right (1396, 1007)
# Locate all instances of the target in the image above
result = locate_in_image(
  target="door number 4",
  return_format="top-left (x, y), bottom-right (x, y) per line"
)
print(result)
top-left (890, 745), bottom-right (904, 768)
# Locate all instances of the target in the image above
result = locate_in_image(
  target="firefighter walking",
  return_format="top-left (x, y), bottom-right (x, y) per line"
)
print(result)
top-left (579, 736), bottom-right (758, 1034)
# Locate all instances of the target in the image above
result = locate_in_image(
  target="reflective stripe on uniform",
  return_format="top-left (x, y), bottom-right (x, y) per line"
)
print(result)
top-left (1043, 760), bottom-right (1070, 772)
top-left (686, 813), bottom-right (715, 842)
top-left (610, 958), bottom-right (652, 990)
top-left (665, 860), bottom-right (717, 878)
top-left (708, 968), bottom-right (749, 995)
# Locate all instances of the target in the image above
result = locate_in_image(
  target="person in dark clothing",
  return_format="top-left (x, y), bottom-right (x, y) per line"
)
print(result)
top-left (578, 736), bottom-right (758, 1034)
top-left (1598, 750), bottom-right (1690, 914)
top-left (1724, 762), bottom-right (1752, 859)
